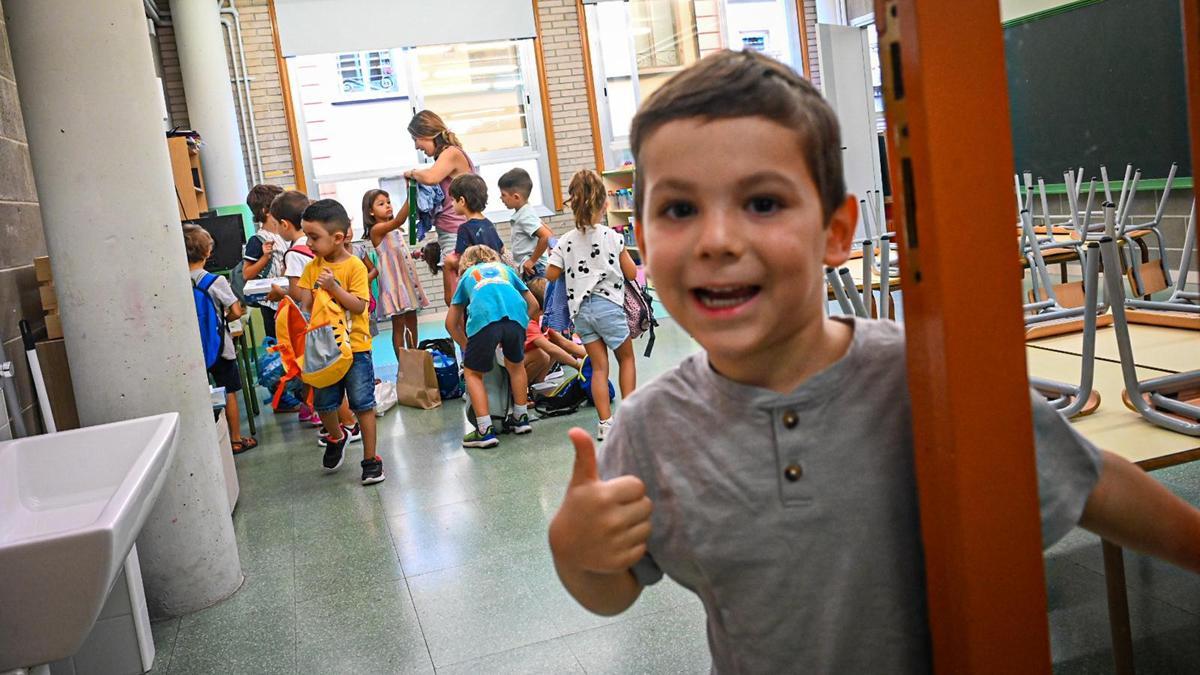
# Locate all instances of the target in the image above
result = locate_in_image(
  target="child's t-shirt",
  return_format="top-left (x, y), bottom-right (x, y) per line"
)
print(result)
top-left (283, 236), bottom-right (314, 279)
top-left (243, 230), bottom-right (287, 310)
top-left (548, 225), bottom-right (625, 317)
top-left (509, 204), bottom-right (547, 267)
top-left (297, 256), bottom-right (372, 353)
top-left (190, 269), bottom-right (237, 361)
top-left (455, 218), bottom-right (505, 256)
top-left (599, 317), bottom-right (1101, 673)
top-left (450, 262), bottom-right (529, 337)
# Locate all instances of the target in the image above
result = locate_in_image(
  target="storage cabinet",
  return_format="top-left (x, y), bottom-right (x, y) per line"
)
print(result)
top-left (167, 136), bottom-right (208, 221)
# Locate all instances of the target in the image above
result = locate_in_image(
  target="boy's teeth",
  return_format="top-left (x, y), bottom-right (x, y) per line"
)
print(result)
top-left (695, 286), bottom-right (758, 308)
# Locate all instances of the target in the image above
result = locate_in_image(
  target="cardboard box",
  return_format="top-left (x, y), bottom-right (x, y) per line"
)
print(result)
top-left (44, 312), bottom-right (63, 340)
top-left (34, 256), bottom-right (53, 283)
top-left (34, 339), bottom-right (80, 431)
top-left (39, 283), bottom-right (58, 311)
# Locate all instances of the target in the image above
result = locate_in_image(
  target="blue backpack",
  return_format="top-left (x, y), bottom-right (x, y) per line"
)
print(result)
top-left (192, 273), bottom-right (225, 368)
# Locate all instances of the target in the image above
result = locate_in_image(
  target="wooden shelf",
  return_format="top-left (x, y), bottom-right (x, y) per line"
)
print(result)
top-left (169, 136), bottom-right (208, 221)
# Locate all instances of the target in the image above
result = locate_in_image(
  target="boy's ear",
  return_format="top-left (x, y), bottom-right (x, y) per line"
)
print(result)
top-left (634, 218), bottom-right (648, 275)
top-left (822, 195), bottom-right (858, 267)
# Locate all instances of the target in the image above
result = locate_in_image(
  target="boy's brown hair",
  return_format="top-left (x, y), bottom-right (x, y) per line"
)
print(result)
top-left (449, 174), bottom-right (488, 214)
top-left (526, 276), bottom-right (548, 310)
top-left (246, 184), bottom-right (283, 224)
top-left (567, 169), bottom-right (606, 231)
top-left (459, 244), bottom-right (500, 269)
top-left (269, 190), bottom-right (310, 229)
top-left (182, 224), bottom-right (213, 264)
top-left (497, 167), bottom-right (534, 200)
top-left (629, 49), bottom-right (845, 223)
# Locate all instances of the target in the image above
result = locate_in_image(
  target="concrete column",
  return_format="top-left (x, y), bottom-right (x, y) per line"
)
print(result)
top-left (169, 0), bottom-right (249, 207)
top-left (6, 0), bottom-right (242, 617)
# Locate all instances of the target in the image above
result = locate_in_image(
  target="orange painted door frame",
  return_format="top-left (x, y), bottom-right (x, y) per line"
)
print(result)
top-left (875, 0), bottom-right (1052, 672)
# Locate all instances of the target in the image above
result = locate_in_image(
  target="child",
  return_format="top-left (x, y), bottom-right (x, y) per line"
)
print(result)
top-left (364, 188), bottom-right (429, 355)
top-left (524, 277), bottom-right (586, 385)
top-left (548, 50), bottom-right (1200, 673)
top-left (546, 170), bottom-right (638, 441)
top-left (266, 190), bottom-right (321, 426)
top-left (243, 184), bottom-right (286, 338)
top-left (183, 224), bottom-right (257, 454)
top-left (498, 167), bottom-right (553, 279)
top-left (347, 235), bottom-right (380, 338)
top-left (450, 174), bottom-right (505, 259)
top-left (295, 199), bottom-right (384, 485)
top-left (445, 244), bottom-right (539, 448)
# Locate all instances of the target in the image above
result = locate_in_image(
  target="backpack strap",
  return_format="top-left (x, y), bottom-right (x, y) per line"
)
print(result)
top-left (197, 272), bottom-right (219, 293)
top-left (196, 273), bottom-right (230, 337)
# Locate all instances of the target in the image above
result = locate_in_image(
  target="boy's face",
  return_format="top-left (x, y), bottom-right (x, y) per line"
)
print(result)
top-left (635, 116), bottom-right (856, 369)
top-left (302, 220), bottom-right (346, 259)
top-left (451, 195), bottom-right (469, 216)
top-left (499, 190), bottom-right (525, 210)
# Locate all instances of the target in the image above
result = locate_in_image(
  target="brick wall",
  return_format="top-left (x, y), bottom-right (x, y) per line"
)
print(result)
top-left (803, 0), bottom-right (820, 87)
top-left (0, 0), bottom-right (51, 435)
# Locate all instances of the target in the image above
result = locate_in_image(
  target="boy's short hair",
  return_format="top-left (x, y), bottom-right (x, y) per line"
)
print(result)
top-left (269, 190), bottom-right (310, 227)
top-left (246, 184), bottom-right (283, 224)
top-left (526, 276), bottom-right (548, 309)
top-left (449, 173), bottom-right (488, 214)
top-left (301, 199), bottom-right (352, 236)
top-left (460, 244), bottom-right (499, 269)
top-left (629, 49), bottom-right (845, 223)
top-left (182, 223), bottom-right (213, 264)
top-left (497, 168), bottom-right (533, 200)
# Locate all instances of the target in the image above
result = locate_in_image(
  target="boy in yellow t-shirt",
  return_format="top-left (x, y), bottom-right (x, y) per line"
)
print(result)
top-left (296, 199), bottom-right (383, 485)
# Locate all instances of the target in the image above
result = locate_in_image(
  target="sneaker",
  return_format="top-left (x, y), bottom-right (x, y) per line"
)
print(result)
top-left (322, 433), bottom-right (348, 472)
top-left (317, 424), bottom-right (363, 447)
top-left (360, 457), bottom-right (385, 485)
top-left (463, 426), bottom-right (499, 449)
top-left (299, 405), bottom-right (322, 428)
top-left (509, 414), bottom-right (532, 435)
top-left (597, 418), bottom-right (613, 442)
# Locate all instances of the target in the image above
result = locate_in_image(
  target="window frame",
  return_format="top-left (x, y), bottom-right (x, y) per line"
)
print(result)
top-left (301, 39), bottom-right (555, 220)
top-left (334, 49), bottom-right (403, 102)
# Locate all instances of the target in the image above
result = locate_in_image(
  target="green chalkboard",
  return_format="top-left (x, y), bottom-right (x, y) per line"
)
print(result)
top-left (1004, 0), bottom-right (1192, 180)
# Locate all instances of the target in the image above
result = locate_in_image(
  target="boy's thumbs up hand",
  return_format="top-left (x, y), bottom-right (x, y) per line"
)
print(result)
top-left (550, 428), bottom-right (653, 576)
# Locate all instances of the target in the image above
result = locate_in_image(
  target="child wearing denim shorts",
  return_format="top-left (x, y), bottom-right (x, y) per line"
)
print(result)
top-left (295, 199), bottom-right (384, 485)
top-left (547, 169), bottom-right (639, 441)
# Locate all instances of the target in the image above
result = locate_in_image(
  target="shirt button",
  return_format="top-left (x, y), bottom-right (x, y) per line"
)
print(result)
top-left (782, 411), bottom-right (798, 429)
top-left (784, 464), bottom-right (803, 482)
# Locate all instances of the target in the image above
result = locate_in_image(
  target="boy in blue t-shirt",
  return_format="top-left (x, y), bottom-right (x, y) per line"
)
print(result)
top-left (449, 173), bottom-right (506, 258)
top-left (446, 244), bottom-right (539, 448)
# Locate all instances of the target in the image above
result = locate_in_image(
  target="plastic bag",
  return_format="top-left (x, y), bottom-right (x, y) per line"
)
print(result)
top-left (375, 380), bottom-right (398, 416)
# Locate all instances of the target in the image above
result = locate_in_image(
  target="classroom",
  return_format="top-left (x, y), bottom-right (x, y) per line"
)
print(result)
top-left (0, 0), bottom-right (1197, 673)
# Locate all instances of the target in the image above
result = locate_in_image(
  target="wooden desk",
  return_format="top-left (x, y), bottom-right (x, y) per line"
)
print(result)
top-left (1028, 324), bottom-right (1200, 376)
top-left (1026, 347), bottom-right (1200, 675)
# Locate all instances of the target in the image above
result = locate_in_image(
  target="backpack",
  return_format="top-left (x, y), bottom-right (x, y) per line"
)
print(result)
top-left (532, 356), bottom-right (615, 417)
top-left (269, 297), bottom-right (311, 410)
top-left (192, 273), bottom-right (226, 369)
top-left (230, 261), bottom-right (253, 307)
top-left (418, 338), bottom-right (464, 400)
top-left (624, 279), bottom-right (658, 357)
top-left (300, 285), bottom-right (354, 389)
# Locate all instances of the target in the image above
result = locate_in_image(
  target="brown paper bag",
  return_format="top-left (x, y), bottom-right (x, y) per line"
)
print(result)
top-left (396, 346), bottom-right (442, 409)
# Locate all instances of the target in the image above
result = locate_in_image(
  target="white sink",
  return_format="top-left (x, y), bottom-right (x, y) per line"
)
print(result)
top-left (0, 413), bottom-right (179, 671)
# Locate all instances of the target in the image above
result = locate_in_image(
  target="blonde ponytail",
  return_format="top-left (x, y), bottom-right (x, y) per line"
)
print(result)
top-left (408, 110), bottom-right (463, 156)
top-left (567, 169), bottom-right (608, 231)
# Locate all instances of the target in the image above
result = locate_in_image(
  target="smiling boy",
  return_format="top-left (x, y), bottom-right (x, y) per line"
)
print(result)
top-left (548, 50), bottom-right (1200, 673)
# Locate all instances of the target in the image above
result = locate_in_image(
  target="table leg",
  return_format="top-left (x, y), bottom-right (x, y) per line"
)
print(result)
top-left (235, 335), bottom-right (257, 437)
top-left (1103, 539), bottom-right (1136, 674)
top-left (1060, 261), bottom-right (1069, 284)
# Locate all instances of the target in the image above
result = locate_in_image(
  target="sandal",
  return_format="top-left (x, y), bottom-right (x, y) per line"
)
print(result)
top-left (231, 437), bottom-right (258, 454)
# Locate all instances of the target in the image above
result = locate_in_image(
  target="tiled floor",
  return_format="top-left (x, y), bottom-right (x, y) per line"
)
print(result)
top-left (151, 318), bottom-right (1200, 674)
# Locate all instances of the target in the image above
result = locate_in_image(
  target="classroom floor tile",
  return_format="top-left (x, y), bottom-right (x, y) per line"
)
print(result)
top-left (151, 318), bottom-right (1200, 674)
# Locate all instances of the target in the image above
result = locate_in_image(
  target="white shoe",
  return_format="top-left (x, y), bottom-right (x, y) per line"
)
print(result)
top-left (597, 418), bottom-right (613, 441)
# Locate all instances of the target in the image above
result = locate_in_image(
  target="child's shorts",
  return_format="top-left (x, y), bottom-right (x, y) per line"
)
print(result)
top-left (312, 351), bottom-right (377, 413)
top-left (209, 356), bottom-right (243, 394)
top-left (436, 228), bottom-right (457, 266)
top-left (574, 294), bottom-right (629, 348)
top-left (463, 319), bottom-right (525, 372)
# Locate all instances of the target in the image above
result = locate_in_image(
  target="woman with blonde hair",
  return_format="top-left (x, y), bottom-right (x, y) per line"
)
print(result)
top-left (373, 110), bottom-right (478, 305)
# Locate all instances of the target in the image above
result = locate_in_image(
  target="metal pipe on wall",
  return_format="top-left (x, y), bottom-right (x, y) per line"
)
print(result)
top-left (220, 0), bottom-right (265, 185)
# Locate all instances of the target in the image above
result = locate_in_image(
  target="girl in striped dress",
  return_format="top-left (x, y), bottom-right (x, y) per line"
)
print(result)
top-left (363, 188), bottom-right (430, 357)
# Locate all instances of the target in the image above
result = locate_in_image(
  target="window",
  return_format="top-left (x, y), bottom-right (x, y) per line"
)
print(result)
top-left (291, 39), bottom-right (553, 220)
top-left (336, 50), bottom-right (401, 99)
top-left (585, 0), bottom-right (804, 168)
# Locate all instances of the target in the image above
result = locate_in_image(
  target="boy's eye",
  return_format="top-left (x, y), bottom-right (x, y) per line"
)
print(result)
top-left (661, 201), bottom-right (697, 220)
top-left (746, 196), bottom-right (782, 215)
